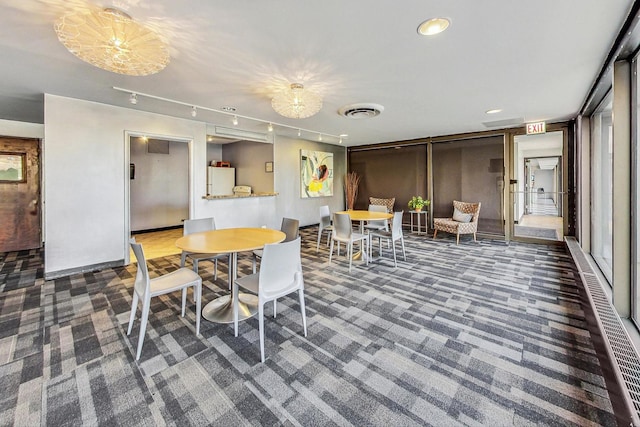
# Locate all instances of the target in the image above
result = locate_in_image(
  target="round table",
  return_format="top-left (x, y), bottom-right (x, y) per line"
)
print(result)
top-left (175, 227), bottom-right (286, 323)
top-left (335, 210), bottom-right (393, 261)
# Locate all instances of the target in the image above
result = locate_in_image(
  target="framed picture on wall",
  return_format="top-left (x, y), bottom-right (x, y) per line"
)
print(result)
top-left (300, 149), bottom-right (333, 198)
top-left (265, 161), bottom-right (273, 173)
top-left (0, 152), bottom-right (26, 183)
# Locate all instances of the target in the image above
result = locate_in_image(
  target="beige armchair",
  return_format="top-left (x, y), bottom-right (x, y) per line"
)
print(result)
top-left (433, 201), bottom-right (481, 245)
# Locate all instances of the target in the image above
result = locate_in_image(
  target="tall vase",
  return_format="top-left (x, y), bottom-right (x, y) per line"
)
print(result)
top-left (344, 171), bottom-right (361, 211)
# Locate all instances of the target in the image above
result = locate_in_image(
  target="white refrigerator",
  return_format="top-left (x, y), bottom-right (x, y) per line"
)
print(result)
top-left (207, 167), bottom-right (235, 195)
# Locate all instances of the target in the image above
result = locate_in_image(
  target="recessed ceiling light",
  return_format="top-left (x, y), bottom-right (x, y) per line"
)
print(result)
top-left (221, 106), bottom-right (236, 112)
top-left (486, 108), bottom-right (503, 114)
top-left (417, 18), bottom-right (450, 36)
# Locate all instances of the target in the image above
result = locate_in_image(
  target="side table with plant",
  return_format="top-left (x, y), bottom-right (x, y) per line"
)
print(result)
top-left (408, 196), bottom-right (430, 212)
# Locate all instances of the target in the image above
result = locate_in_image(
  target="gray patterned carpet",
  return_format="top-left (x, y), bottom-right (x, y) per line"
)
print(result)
top-left (0, 227), bottom-right (617, 426)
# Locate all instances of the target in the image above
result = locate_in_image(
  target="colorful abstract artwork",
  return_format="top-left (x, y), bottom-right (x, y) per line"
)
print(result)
top-left (301, 149), bottom-right (333, 198)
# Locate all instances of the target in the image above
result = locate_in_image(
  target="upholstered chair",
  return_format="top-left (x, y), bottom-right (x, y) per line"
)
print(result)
top-left (433, 201), bottom-right (481, 245)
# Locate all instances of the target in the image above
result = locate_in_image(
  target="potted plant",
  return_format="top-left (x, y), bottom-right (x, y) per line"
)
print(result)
top-left (408, 196), bottom-right (430, 212)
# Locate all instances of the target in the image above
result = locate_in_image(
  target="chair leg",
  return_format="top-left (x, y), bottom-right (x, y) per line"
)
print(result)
top-left (329, 239), bottom-right (334, 265)
top-left (299, 289), bottom-right (308, 337)
top-left (181, 288), bottom-right (187, 317)
top-left (474, 232), bottom-right (477, 242)
top-left (259, 303), bottom-right (266, 363)
top-left (273, 300), bottom-right (277, 318)
top-left (392, 240), bottom-right (397, 267)
top-left (192, 259), bottom-right (199, 273)
top-left (214, 259), bottom-right (218, 281)
top-left (456, 233), bottom-right (460, 245)
top-left (433, 229), bottom-right (438, 239)
top-left (401, 236), bottom-right (407, 261)
top-left (180, 251), bottom-right (187, 268)
top-left (316, 228), bottom-right (322, 252)
top-left (233, 281), bottom-right (239, 337)
top-left (127, 292), bottom-right (139, 335)
top-left (348, 242), bottom-right (353, 272)
top-left (135, 297), bottom-right (151, 361)
top-left (227, 254), bottom-right (232, 290)
top-left (252, 254), bottom-right (257, 274)
top-left (195, 282), bottom-right (201, 335)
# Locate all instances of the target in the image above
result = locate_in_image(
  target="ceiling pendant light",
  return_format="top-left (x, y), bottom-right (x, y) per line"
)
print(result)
top-left (271, 83), bottom-right (323, 119)
top-left (54, 6), bottom-right (170, 76)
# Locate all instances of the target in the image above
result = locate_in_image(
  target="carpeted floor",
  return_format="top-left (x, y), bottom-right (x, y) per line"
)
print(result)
top-left (0, 227), bottom-right (616, 426)
top-left (514, 225), bottom-right (558, 240)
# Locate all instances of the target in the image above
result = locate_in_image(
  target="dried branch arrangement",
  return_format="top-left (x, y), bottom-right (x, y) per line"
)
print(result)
top-left (344, 171), bottom-right (361, 210)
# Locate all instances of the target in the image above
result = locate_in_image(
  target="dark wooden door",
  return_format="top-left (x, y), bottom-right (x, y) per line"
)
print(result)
top-left (0, 138), bottom-right (40, 252)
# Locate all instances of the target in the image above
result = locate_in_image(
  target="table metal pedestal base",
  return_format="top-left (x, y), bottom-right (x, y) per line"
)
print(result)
top-left (202, 293), bottom-right (258, 324)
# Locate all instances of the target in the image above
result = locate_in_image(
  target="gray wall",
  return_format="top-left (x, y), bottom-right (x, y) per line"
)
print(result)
top-left (130, 137), bottom-right (189, 231)
top-left (223, 140), bottom-right (274, 194)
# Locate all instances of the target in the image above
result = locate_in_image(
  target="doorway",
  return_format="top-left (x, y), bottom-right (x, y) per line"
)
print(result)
top-left (125, 133), bottom-right (191, 263)
top-left (0, 137), bottom-right (41, 252)
top-left (512, 131), bottom-right (565, 241)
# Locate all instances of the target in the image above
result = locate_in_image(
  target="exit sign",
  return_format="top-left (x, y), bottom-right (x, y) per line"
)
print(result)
top-left (526, 121), bottom-right (546, 135)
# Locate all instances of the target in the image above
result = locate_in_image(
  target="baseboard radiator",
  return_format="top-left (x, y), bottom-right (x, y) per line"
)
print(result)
top-left (565, 237), bottom-right (640, 426)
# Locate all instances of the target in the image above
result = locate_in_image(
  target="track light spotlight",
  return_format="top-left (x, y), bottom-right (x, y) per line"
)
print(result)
top-left (318, 134), bottom-right (323, 141)
top-left (267, 123), bottom-right (273, 132)
top-left (232, 115), bottom-right (238, 126)
top-left (191, 106), bottom-right (197, 117)
top-left (129, 93), bottom-right (138, 104)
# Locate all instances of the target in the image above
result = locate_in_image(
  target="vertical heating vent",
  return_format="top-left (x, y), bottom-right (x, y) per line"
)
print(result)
top-left (565, 237), bottom-right (640, 425)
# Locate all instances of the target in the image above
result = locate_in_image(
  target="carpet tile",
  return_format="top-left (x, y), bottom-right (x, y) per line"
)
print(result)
top-left (0, 227), bottom-right (619, 426)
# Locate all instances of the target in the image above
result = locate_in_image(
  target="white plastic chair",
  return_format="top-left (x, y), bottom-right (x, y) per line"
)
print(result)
top-left (363, 204), bottom-right (389, 232)
top-left (181, 217), bottom-right (231, 286)
top-left (252, 217), bottom-right (299, 274)
top-left (329, 212), bottom-right (369, 272)
top-left (369, 211), bottom-right (406, 267)
top-left (128, 239), bottom-right (202, 361)
top-left (316, 205), bottom-right (333, 252)
top-left (233, 237), bottom-right (307, 363)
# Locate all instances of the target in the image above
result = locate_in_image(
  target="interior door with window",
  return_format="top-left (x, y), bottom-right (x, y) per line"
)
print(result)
top-left (0, 138), bottom-right (41, 252)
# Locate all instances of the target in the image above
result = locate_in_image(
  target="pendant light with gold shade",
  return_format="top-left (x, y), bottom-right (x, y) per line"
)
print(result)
top-left (271, 83), bottom-right (323, 119)
top-left (54, 7), bottom-right (170, 76)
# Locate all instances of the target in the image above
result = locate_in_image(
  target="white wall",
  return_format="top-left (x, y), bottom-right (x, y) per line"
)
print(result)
top-left (0, 119), bottom-right (44, 138)
top-left (43, 94), bottom-right (346, 277)
top-left (130, 137), bottom-right (189, 231)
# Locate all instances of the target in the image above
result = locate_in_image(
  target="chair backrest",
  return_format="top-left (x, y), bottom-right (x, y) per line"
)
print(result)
top-left (369, 197), bottom-right (395, 213)
top-left (391, 211), bottom-right (404, 237)
top-left (333, 213), bottom-right (353, 240)
top-left (319, 205), bottom-right (332, 228)
top-left (184, 217), bottom-right (216, 235)
top-left (129, 238), bottom-right (150, 298)
top-left (259, 237), bottom-right (303, 300)
top-left (453, 201), bottom-right (481, 223)
top-left (281, 217), bottom-right (300, 242)
top-left (368, 204), bottom-right (388, 227)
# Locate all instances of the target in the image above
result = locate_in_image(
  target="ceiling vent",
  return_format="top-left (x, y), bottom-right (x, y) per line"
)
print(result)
top-left (338, 103), bottom-right (384, 119)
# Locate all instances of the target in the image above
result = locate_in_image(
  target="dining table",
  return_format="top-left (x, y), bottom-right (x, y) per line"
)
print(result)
top-left (175, 227), bottom-right (286, 323)
top-left (335, 209), bottom-right (393, 261)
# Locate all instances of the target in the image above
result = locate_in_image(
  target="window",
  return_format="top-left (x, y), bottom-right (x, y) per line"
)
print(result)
top-left (591, 93), bottom-right (613, 283)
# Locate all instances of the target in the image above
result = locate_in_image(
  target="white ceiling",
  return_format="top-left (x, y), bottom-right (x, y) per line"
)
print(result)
top-left (0, 0), bottom-right (633, 146)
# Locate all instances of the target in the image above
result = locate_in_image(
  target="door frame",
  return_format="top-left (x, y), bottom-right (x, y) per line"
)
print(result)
top-left (124, 131), bottom-right (193, 264)
top-left (507, 124), bottom-right (570, 243)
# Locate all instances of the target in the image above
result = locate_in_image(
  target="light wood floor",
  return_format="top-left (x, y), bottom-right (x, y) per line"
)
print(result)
top-left (131, 228), bottom-right (183, 260)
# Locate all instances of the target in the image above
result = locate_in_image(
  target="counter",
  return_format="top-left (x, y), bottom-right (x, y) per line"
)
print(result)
top-left (202, 192), bottom-right (278, 200)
